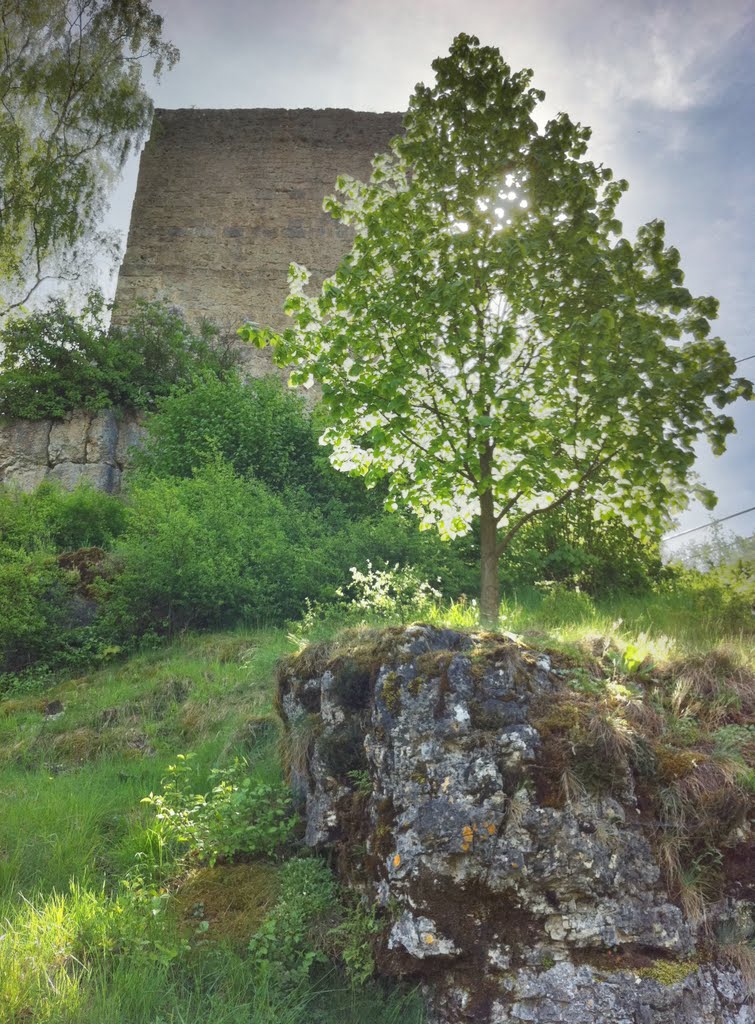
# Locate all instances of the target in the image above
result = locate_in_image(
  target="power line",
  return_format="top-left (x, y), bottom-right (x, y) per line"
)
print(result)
top-left (663, 504), bottom-right (755, 542)
top-left (659, 353), bottom-right (753, 543)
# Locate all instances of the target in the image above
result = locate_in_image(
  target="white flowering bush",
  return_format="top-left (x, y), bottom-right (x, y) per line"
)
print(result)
top-left (336, 561), bottom-right (442, 620)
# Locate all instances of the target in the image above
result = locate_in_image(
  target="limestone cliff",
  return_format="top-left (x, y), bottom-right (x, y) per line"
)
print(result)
top-left (0, 409), bottom-right (145, 493)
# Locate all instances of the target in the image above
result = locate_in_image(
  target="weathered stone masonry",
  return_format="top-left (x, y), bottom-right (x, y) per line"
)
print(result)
top-left (0, 107), bottom-right (403, 490)
top-left (114, 107), bottom-right (404, 362)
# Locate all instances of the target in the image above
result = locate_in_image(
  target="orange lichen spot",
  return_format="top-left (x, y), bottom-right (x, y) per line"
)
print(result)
top-left (486, 822), bottom-right (496, 835)
top-left (393, 853), bottom-right (401, 868)
top-left (423, 933), bottom-right (435, 944)
top-left (461, 824), bottom-right (475, 852)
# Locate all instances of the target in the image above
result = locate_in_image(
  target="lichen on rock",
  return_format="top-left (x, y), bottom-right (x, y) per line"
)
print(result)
top-left (277, 625), bottom-right (754, 1023)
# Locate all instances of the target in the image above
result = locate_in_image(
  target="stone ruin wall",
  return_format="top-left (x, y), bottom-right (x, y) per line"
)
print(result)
top-left (113, 107), bottom-right (404, 375)
top-left (0, 108), bottom-right (403, 492)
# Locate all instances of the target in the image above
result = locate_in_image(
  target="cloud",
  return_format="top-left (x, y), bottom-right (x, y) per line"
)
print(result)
top-left (584, 0), bottom-right (753, 114)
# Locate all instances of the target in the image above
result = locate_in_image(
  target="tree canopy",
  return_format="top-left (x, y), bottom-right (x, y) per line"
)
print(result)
top-left (241, 34), bottom-right (753, 624)
top-left (0, 0), bottom-right (178, 312)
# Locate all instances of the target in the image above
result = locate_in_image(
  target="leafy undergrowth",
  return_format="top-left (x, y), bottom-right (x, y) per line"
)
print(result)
top-left (1, 594), bottom-right (753, 1022)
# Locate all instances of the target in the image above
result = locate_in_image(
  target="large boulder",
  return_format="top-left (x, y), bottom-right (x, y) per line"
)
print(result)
top-left (278, 625), bottom-right (753, 1024)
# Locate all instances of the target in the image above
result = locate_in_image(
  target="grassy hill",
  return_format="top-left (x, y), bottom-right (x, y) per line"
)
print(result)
top-left (1, 594), bottom-right (752, 1022)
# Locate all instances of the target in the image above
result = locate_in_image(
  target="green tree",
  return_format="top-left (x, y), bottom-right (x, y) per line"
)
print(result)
top-left (0, 0), bottom-right (178, 311)
top-left (242, 34), bottom-right (752, 625)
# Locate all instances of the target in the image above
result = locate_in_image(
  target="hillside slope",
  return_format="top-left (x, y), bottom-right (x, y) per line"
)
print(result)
top-left (0, 608), bottom-right (752, 1023)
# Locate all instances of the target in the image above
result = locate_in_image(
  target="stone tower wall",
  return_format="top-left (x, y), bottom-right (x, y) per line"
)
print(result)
top-left (0, 108), bottom-right (403, 493)
top-left (114, 107), bottom-right (403, 375)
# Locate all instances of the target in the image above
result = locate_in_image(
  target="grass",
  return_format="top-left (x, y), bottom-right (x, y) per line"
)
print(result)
top-left (0, 623), bottom-right (427, 1023)
top-left (0, 586), bottom-right (752, 1021)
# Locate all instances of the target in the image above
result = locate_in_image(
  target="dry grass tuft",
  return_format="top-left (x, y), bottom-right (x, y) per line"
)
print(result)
top-left (665, 650), bottom-right (755, 730)
top-left (281, 713), bottom-right (322, 780)
top-left (171, 862), bottom-right (280, 944)
top-left (719, 942), bottom-right (755, 998)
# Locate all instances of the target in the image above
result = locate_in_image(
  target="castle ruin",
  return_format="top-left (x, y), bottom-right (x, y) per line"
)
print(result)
top-left (114, 107), bottom-right (403, 356)
top-left (0, 108), bottom-right (403, 490)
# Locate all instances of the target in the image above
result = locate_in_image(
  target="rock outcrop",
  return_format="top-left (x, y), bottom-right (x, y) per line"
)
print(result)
top-left (278, 625), bottom-right (753, 1024)
top-left (0, 409), bottom-right (145, 492)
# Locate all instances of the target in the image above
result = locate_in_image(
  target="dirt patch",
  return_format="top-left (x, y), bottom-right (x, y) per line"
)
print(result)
top-left (57, 547), bottom-right (110, 598)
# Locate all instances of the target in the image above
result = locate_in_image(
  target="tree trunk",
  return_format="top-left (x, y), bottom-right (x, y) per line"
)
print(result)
top-left (479, 488), bottom-right (499, 627)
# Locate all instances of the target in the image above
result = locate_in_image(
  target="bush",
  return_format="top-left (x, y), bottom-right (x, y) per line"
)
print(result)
top-left (498, 498), bottom-right (665, 594)
top-left (0, 545), bottom-right (63, 672)
top-left (107, 461), bottom-right (330, 634)
top-left (659, 564), bottom-right (754, 634)
top-left (0, 294), bottom-right (237, 419)
top-left (142, 755), bottom-right (296, 867)
top-left (136, 372), bottom-right (321, 493)
top-left (248, 857), bottom-right (337, 987)
top-left (136, 371), bottom-right (390, 520)
top-left (108, 453), bottom-right (479, 637)
top-left (0, 482), bottom-right (127, 552)
top-left (133, 373), bottom-right (482, 604)
top-left (0, 543), bottom-right (122, 681)
top-left (0, 483), bottom-right (128, 677)
top-left (248, 856), bottom-right (383, 990)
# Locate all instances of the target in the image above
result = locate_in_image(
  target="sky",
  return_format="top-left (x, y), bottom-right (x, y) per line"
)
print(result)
top-left (104, 0), bottom-right (755, 552)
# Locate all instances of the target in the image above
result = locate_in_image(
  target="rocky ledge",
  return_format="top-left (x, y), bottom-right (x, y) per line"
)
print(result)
top-left (278, 625), bottom-right (753, 1023)
top-left (0, 409), bottom-right (145, 493)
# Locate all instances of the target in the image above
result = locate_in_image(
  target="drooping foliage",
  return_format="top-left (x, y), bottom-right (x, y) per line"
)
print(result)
top-left (0, 0), bottom-right (178, 310)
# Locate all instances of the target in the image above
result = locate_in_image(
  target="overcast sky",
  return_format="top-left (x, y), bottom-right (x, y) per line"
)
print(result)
top-left (105, 0), bottom-right (755, 550)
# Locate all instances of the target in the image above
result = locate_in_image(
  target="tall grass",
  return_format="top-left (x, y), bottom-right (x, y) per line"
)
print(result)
top-left (0, 881), bottom-right (425, 1024)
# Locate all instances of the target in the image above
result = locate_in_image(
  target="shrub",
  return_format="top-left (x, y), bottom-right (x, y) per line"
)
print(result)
top-left (133, 373), bottom-right (484, 604)
top-left (107, 461), bottom-right (329, 633)
top-left (660, 565), bottom-right (754, 634)
top-left (0, 294), bottom-right (237, 419)
top-left (0, 548), bottom-right (121, 683)
top-left (0, 483), bottom-right (128, 677)
top-left (135, 372), bottom-right (323, 494)
top-left (248, 857), bottom-right (337, 987)
top-left (498, 497), bottom-right (666, 594)
top-left (337, 562), bottom-right (442, 619)
top-left (108, 456), bottom-right (476, 637)
top-left (142, 755), bottom-right (296, 867)
top-left (0, 545), bottom-right (64, 672)
top-left (248, 856), bottom-right (383, 989)
top-left (0, 482), bottom-right (126, 552)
